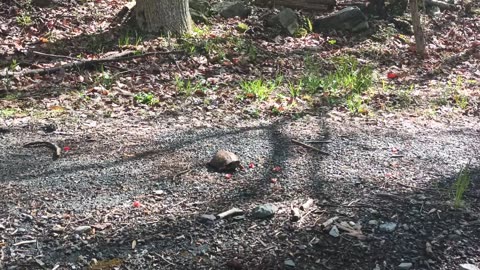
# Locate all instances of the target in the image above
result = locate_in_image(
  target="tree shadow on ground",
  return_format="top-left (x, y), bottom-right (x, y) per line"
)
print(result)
top-left (2, 115), bottom-right (479, 269)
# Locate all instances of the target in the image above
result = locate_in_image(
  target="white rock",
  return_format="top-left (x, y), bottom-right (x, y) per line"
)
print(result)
top-left (398, 262), bottom-right (413, 269)
top-left (74, 226), bottom-right (92, 233)
top-left (460, 264), bottom-right (480, 270)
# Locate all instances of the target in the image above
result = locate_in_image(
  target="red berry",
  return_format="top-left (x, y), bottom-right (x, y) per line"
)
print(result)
top-left (133, 201), bottom-right (141, 208)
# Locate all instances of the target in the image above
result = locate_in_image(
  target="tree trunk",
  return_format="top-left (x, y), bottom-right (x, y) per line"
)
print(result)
top-left (410, 0), bottom-right (426, 57)
top-left (135, 0), bottom-right (192, 35)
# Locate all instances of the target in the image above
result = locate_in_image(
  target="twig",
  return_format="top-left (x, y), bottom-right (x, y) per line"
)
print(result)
top-left (153, 253), bottom-right (176, 266)
top-left (0, 50), bottom-right (183, 78)
top-left (32, 51), bottom-right (77, 60)
top-left (217, 207), bottom-right (243, 219)
top-left (291, 139), bottom-right (329, 155)
top-left (305, 140), bottom-right (332, 144)
top-left (173, 168), bottom-right (192, 181)
top-left (13, 240), bottom-right (37, 246)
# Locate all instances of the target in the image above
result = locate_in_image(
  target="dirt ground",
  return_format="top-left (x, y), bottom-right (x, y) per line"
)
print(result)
top-left (1, 0), bottom-right (480, 269)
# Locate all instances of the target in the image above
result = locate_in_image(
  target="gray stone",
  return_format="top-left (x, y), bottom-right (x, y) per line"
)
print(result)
top-left (252, 203), bottom-right (278, 218)
top-left (460, 264), bottom-right (480, 270)
top-left (268, 8), bottom-right (299, 35)
top-left (190, 0), bottom-right (210, 13)
top-left (329, 225), bottom-right (340, 237)
top-left (284, 259), bottom-right (296, 267)
top-left (313, 7), bottom-right (368, 33)
top-left (214, 2), bottom-right (251, 19)
top-left (368, 220), bottom-right (379, 226)
top-left (379, 222), bottom-right (397, 232)
top-left (74, 226), bottom-right (92, 233)
top-left (398, 262), bottom-right (413, 269)
top-left (199, 214), bottom-right (216, 223)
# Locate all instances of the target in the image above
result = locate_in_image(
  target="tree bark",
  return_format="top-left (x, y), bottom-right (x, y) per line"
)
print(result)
top-left (135, 0), bottom-right (192, 35)
top-left (410, 0), bottom-right (426, 57)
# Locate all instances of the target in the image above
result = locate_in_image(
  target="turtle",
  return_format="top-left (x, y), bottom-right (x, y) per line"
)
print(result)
top-left (208, 150), bottom-right (240, 172)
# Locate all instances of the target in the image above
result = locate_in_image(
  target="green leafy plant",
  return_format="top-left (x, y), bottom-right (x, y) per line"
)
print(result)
top-left (94, 67), bottom-right (114, 89)
top-left (240, 76), bottom-right (282, 101)
top-left (287, 80), bottom-right (303, 98)
top-left (134, 92), bottom-right (159, 106)
top-left (16, 12), bottom-right (33, 27)
top-left (118, 31), bottom-right (143, 47)
top-left (236, 22), bottom-right (249, 33)
top-left (174, 76), bottom-right (207, 96)
top-left (452, 163), bottom-right (471, 208)
top-left (434, 77), bottom-right (469, 110)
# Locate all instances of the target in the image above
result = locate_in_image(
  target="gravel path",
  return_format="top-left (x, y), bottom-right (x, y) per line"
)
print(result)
top-left (0, 113), bottom-right (479, 270)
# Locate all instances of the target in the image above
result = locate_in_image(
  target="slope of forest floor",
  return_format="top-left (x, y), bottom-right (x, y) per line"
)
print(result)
top-left (1, 0), bottom-right (479, 269)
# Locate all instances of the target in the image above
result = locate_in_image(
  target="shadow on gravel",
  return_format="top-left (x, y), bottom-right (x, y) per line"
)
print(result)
top-left (1, 118), bottom-right (480, 269)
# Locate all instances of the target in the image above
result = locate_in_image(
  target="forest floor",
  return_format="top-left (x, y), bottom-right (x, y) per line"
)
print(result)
top-left (1, 0), bottom-right (480, 270)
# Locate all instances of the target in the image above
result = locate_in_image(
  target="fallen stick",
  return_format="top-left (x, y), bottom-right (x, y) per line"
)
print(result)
top-left (13, 239), bottom-right (37, 246)
top-left (320, 216), bottom-right (338, 229)
top-left (291, 139), bottom-right (329, 155)
top-left (0, 50), bottom-right (183, 78)
top-left (23, 141), bottom-right (61, 160)
top-left (305, 140), bottom-right (332, 144)
top-left (217, 207), bottom-right (243, 219)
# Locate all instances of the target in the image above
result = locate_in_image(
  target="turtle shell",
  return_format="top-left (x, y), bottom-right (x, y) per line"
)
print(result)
top-left (208, 150), bottom-right (240, 172)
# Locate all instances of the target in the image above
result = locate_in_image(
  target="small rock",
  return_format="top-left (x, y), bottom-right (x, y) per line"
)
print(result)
top-left (329, 225), bottom-right (340, 237)
top-left (252, 203), bottom-right (278, 219)
top-left (214, 1), bottom-right (251, 19)
top-left (199, 214), bottom-right (216, 223)
top-left (398, 262), bottom-right (413, 269)
top-left (368, 220), bottom-right (379, 226)
top-left (284, 259), bottom-right (296, 267)
top-left (313, 7), bottom-right (368, 33)
top-left (402, 224), bottom-right (409, 230)
top-left (52, 224), bottom-right (65, 233)
top-left (74, 226), bottom-right (92, 233)
top-left (460, 264), bottom-right (480, 270)
top-left (78, 255), bottom-right (88, 265)
top-left (379, 222), bottom-right (397, 233)
top-left (190, 244), bottom-right (209, 256)
top-left (153, 189), bottom-right (165, 195)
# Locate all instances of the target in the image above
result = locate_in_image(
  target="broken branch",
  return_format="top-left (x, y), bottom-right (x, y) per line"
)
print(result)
top-left (291, 139), bottom-right (329, 155)
top-left (0, 50), bottom-right (183, 78)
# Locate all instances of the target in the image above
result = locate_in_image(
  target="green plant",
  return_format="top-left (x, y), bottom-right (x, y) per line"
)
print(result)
top-left (95, 67), bottom-right (114, 89)
top-left (240, 76), bottom-right (282, 101)
top-left (287, 80), bottom-right (303, 98)
top-left (322, 56), bottom-right (373, 96)
top-left (0, 108), bottom-right (19, 118)
top-left (16, 12), bottom-right (33, 27)
top-left (174, 76), bottom-right (207, 96)
top-left (236, 22), bottom-right (249, 33)
top-left (118, 31), bottom-right (143, 47)
top-left (134, 92), bottom-right (159, 106)
top-left (434, 77), bottom-right (469, 110)
top-left (346, 93), bottom-right (368, 114)
top-left (452, 163), bottom-right (471, 208)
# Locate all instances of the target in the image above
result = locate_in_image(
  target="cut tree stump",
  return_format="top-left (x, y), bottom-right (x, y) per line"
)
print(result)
top-left (255, 0), bottom-right (336, 11)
